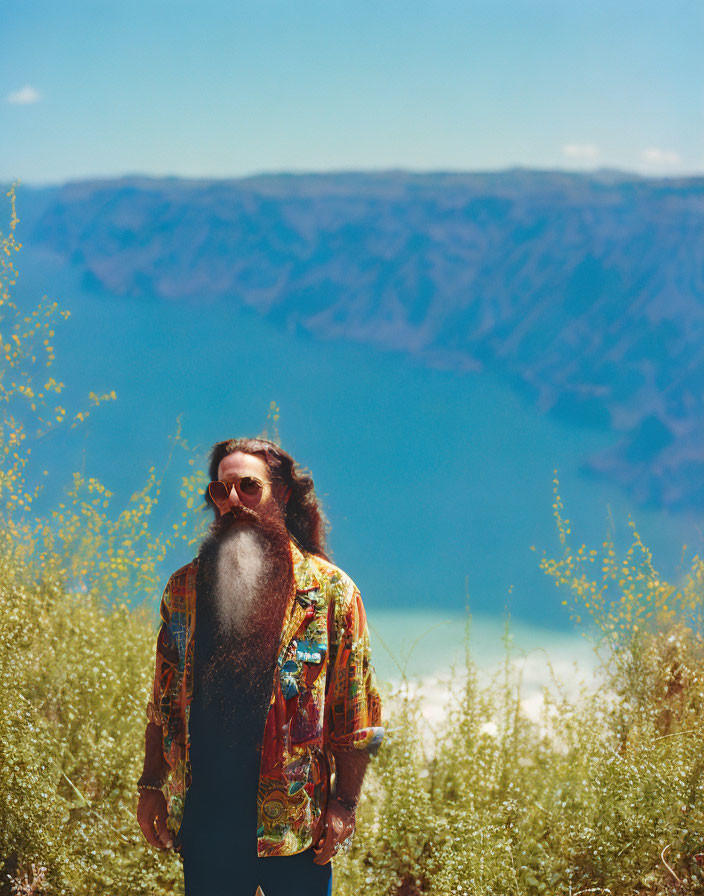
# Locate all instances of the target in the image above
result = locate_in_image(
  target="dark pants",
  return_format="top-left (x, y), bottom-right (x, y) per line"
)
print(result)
top-left (177, 789), bottom-right (333, 896)
top-left (181, 841), bottom-right (333, 896)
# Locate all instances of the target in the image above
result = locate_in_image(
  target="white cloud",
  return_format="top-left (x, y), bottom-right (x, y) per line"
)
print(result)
top-left (562, 143), bottom-right (599, 161)
top-left (7, 85), bottom-right (41, 105)
top-left (641, 147), bottom-right (681, 166)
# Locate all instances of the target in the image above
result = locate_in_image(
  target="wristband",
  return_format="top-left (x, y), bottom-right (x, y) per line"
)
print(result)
top-left (137, 779), bottom-right (164, 793)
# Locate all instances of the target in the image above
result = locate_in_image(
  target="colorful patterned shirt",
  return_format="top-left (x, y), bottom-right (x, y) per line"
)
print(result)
top-left (146, 540), bottom-right (384, 857)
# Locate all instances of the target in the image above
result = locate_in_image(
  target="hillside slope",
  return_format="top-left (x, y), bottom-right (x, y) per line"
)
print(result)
top-left (19, 170), bottom-right (704, 511)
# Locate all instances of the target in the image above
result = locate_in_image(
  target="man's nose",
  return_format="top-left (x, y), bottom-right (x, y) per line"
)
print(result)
top-left (226, 486), bottom-right (242, 507)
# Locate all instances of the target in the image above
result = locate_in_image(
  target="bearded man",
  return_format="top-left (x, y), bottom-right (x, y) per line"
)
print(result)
top-left (136, 438), bottom-right (384, 896)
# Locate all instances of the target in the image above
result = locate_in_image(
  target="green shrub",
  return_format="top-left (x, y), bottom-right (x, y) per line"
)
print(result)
top-left (0, 554), bottom-right (184, 895)
top-left (334, 484), bottom-right (704, 896)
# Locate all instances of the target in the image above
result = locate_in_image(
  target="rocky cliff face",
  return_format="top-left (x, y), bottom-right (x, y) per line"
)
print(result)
top-left (23, 170), bottom-right (704, 511)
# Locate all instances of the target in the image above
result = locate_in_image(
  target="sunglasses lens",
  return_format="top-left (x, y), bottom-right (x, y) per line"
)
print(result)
top-left (208, 481), bottom-right (229, 503)
top-left (239, 476), bottom-right (263, 496)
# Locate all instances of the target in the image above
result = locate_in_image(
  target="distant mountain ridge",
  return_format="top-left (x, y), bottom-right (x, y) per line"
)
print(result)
top-left (17, 170), bottom-right (704, 512)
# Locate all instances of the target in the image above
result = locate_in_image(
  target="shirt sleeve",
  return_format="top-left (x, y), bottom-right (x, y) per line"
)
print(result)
top-left (146, 576), bottom-right (177, 730)
top-left (325, 574), bottom-right (384, 755)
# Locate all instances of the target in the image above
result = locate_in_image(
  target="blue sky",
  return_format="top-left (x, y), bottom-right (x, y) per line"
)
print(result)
top-left (2, 0), bottom-right (702, 183)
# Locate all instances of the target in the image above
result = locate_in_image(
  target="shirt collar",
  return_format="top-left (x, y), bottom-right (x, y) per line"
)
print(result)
top-left (290, 539), bottom-right (321, 595)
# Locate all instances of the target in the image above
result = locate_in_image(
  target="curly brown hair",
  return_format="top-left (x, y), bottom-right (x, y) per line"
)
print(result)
top-left (204, 437), bottom-right (329, 559)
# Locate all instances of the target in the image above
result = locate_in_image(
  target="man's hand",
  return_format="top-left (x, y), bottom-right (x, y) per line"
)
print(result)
top-left (137, 789), bottom-right (173, 850)
top-left (312, 797), bottom-right (355, 865)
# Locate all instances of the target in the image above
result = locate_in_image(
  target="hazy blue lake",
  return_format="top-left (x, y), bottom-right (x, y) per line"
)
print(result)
top-left (17, 247), bottom-right (698, 669)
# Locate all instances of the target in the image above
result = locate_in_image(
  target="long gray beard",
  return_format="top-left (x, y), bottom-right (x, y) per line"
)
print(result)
top-left (194, 512), bottom-right (294, 711)
top-left (191, 524), bottom-right (287, 738)
top-left (213, 525), bottom-right (271, 635)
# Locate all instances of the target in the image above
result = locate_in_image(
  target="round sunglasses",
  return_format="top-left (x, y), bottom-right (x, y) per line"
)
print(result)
top-left (208, 475), bottom-right (265, 503)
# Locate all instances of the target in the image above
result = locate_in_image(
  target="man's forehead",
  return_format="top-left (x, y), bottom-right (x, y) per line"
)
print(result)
top-left (217, 450), bottom-right (271, 480)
